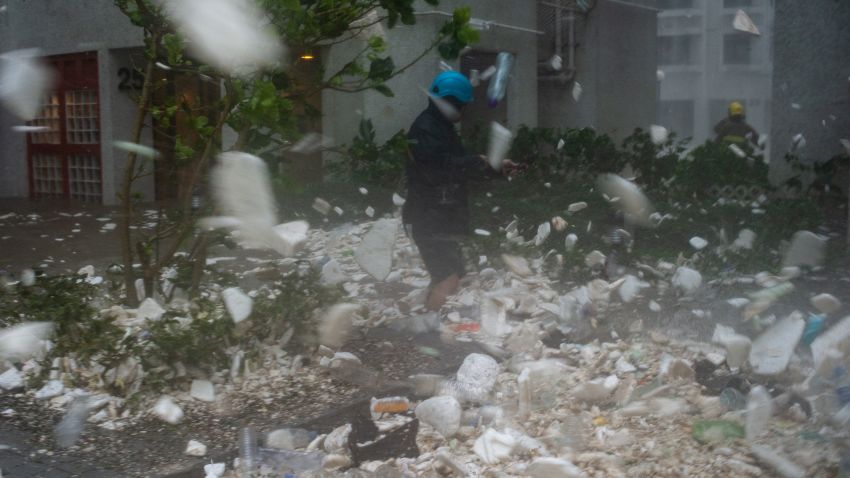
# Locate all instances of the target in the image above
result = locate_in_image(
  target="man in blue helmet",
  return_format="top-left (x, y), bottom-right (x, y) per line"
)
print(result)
top-left (403, 71), bottom-right (517, 311)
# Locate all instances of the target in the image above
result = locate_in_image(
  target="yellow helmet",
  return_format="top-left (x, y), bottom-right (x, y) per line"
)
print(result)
top-left (728, 101), bottom-right (744, 117)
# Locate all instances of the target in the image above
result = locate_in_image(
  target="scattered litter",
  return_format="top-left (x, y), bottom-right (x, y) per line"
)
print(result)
top-left (163, 0), bottom-right (285, 75)
top-left (596, 174), bottom-right (655, 225)
top-left (729, 143), bottom-right (746, 158)
top-left (289, 133), bottom-right (330, 154)
top-left (0, 49), bottom-right (53, 120)
top-left (487, 121), bottom-right (513, 171)
top-left (312, 197), bottom-right (331, 215)
top-left (783, 230), bottom-right (826, 268)
top-left (571, 81), bottom-right (582, 102)
top-left (185, 439), bottom-right (207, 456)
top-left (222, 287), bottom-right (252, 323)
top-left (733, 9), bottom-right (761, 35)
top-left (749, 312), bottom-right (805, 375)
top-left (649, 125), bottom-right (668, 144)
top-left (568, 202), bottom-right (587, 212)
top-left (114, 141), bottom-right (158, 158)
top-left (0, 321), bottom-right (53, 361)
top-left (689, 236), bottom-right (708, 250)
top-left (153, 396), bottom-right (184, 424)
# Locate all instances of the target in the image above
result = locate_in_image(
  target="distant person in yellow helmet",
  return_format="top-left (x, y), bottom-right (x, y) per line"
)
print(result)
top-left (714, 101), bottom-right (759, 146)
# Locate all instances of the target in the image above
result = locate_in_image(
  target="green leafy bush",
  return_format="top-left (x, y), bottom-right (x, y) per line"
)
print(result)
top-left (330, 118), bottom-right (411, 189)
top-left (0, 274), bottom-right (129, 363)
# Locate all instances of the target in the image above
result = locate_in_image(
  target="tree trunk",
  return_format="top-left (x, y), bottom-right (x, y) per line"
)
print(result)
top-left (119, 33), bottom-right (160, 306)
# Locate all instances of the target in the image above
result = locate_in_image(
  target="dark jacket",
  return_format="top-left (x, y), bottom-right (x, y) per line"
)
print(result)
top-left (402, 101), bottom-right (492, 236)
top-left (714, 116), bottom-right (758, 146)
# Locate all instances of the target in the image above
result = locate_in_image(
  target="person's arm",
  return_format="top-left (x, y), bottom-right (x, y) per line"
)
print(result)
top-left (748, 125), bottom-right (760, 147)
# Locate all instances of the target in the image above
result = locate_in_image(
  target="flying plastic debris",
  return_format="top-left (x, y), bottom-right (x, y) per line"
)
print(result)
top-left (163, 0), bottom-right (285, 76)
top-left (733, 9), bottom-right (760, 35)
top-left (0, 49), bottom-right (53, 121)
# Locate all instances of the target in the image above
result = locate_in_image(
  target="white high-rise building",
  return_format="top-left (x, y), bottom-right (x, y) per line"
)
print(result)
top-left (654, 0), bottom-right (773, 147)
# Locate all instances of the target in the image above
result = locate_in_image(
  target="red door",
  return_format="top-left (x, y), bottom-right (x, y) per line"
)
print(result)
top-left (26, 51), bottom-right (102, 202)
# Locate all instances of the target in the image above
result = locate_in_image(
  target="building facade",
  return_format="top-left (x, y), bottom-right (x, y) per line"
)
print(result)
top-left (768, 0), bottom-right (850, 184)
top-left (1, 0), bottom-right (659, 205)
top-left (654, 0), bottom-right (773, 148)
top-left (0, 0), bottom-right (150, 205)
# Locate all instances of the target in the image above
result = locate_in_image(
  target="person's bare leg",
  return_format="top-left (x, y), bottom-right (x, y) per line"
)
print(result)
top-left (425, 273), bottom-right (460, 311)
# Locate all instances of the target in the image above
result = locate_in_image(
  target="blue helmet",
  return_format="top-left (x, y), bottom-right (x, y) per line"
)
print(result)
top-left (429, 71), bottom-right (473, 104)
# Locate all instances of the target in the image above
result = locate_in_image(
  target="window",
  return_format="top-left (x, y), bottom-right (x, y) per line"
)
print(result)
top-left (658, 35), bottom-right (699, 65)
top-left (657, 100), bottom-right (695, 139)
top-left (26, 52), bottom-right (102, 202)
top-left (657, 0), bottom-right (695, 9)
top-left (723, 0), bottom-right (753, 7)
top-left (724, 33), bottom-right (753, 64)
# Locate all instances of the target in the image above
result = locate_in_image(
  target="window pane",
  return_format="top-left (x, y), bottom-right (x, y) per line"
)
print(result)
top-left (658, 100), bottom-right (695, 139)
top-left (657, 0), bottom-right (695, 9)
top-left (658, 35), bottom-right (699, 65)
top-left (723, 34), bottom-right (753, 64)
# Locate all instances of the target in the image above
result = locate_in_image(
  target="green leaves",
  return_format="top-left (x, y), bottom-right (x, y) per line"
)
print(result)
top-left (162, 33), bottom-right (185, 66)
top-left (437, 7), bottom-right (480, 60)
top-left (368, 57), bottom-right (395, 82)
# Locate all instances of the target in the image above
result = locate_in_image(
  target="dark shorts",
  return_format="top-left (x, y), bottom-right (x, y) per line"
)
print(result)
top-left (408, 225), bottom-right (465, 284)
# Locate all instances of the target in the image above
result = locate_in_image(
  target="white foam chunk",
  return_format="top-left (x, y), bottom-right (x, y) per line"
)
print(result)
top-left (689, 236), bottom-right (708, 250)
top-left (190, 379), bottom-right (216, 402)
top-left (811, 316), bottom-right (850, 371)
top-left (672, 266), bottom-right (702, 294)
top-left (0, 321), bottom-right (53, 361)
top-left (354, 218), bottom-right (397, 281)
top-left (749, 312), bottom-right (805, 375)
top-left (783, 230), bottom-right (826, 268)
top-left (153, 396), bottom-right (184, 424)
top-left (415, 396), bottom-right (462, 437)
top-left (473, 428), bottom-right (516, 464)
top-left (318, 303), bottom-right (359, 349)
top-left (222, 287), bottom-right (252, 323)
top-left (185, 439), bottom-right (207, 456)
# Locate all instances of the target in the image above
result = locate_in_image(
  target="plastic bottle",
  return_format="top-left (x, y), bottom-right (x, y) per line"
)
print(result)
top-left (486, 52), bottom-right (514, 107)
top-left (239, 427), bottom-right (258, 477)
top-left (745, 386), bottom-right (773, 441)
top-left (802, 314), bottom-right (825, 346)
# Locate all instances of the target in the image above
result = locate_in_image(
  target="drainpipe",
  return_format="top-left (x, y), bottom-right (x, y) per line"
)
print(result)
top-left (414, 10), bottom-right (544, 35)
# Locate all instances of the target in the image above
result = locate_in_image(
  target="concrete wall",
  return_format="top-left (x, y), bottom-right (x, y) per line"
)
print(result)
top-left (769, 0), bottom-right (850, 184)
top-left (103, 48), bottom-right (155, 203)
top-left (538, 0), bottom-right (658, 142)
top-left (0, 0), bottom-right (147, 203)
top-left (322, 0), bottom-right (539, 163)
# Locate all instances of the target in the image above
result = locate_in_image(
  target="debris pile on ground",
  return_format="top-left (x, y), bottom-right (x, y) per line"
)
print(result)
top-left (2, 205), bottom-right (849, 476)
